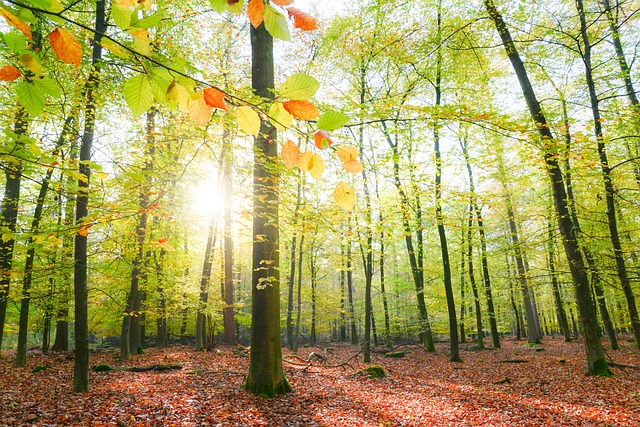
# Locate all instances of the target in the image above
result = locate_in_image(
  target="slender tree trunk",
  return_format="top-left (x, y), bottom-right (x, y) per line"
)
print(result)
top-left (576, 0), bottom-right (640, 350)
top-left (484, 0), bottom-right (610, 375)
top-left (74, 0), bottom-right (106, 392)
top-left (547, 221), bottom-right (571, 342)
top-left (339, 243), bottom-right (347, 342)
top-left (466, 209), bottom-right (484, 350)
top-left (346, 236), bottom-right (358, 345)
top-left (286, 174), bottom-right (303, 349)
top-left (378, 211), bottom-right (391, 347)
top-left (310, 250), bottom-right (317, 345)
top-left (16, 116), bottom-right (73, 366)
top-left (155, 248), bottom-right (168, 347)
top-left (506, 256), bottom-right (522, 340)
top-left (244, 22), bottom-right (291, 397)
top-left (459, 231), bottom-right (467, 343)
top-left (293, 234), bottom-right (304, 352)
top-left (196, 219), bottom-right (217, 351)
top-left (222, 128), bottom-right (235, 345)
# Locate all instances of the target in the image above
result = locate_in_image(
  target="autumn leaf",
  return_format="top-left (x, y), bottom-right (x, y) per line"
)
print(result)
top-left (336, 145), bottom-right (359, 163)
top-left (298, 150), bottom-right (312, 172)
top-left (19, 53), bottom-right (42, 75)
top-left (308, 153), bottom-right (324, 180)
top-left (283, 100), bottom-right (319, 120)
top-left (279, 73), bottom-right (319, 100)
top-left (157, 237), bottom-right (175, 250)
top-left (334, 181), bottom-right (355, 211)
top-left (188, 96), bottom-right (213, 126)
top-left (203, 87), bottom-right (229, 111)
top-left (281, 140), bottom-right (300, 169)
top-left (343, 159), bottom-right (364, 174)
top-left (314, 130), bottom-right (334, 149)
top-left (248, 0), bottom-right (264, 28)
top-left (271, 0), bottom-right (293, 5)
top-left (131, 29), bottom-right (150, 54)
top-left (268, 102), bottom-right (293, 130)
top-left (237, 106), bottom-right (261, 136)
top-left (0, 65), bottom-right (21, 82)
top-left (49, 28), bottom-right (83, 67)
top-left (286, 7), bottom-right (318, 30)
top-left (0, 8), bottom-right (32, 41)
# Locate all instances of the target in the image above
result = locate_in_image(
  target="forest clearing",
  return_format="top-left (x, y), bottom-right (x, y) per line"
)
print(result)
top-left (1, 339), bottom-right (639, 426)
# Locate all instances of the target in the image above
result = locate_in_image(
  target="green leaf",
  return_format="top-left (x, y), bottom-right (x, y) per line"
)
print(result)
top-left (279, 73), bottom-right (319, 100)
top-left (124, 74), bottom-right (154, 118)
top-left (237, 106), bottom-right (261, 136)
top-left (264, 4), bottom-right (290, 41)
top-left (3, 31), bottom-right (28, 53)
top-left (268, 102), bottom-right (293, 131)
top-left (225, 0), bottom-right (244, 14)
top-left (25, 0), bottom-right (52, 9)
top-left (150, 74), bottom-right (170, 104)
top-left (16, 81), bottom-right (44, 116)
top-left (317, 110), bottom-right (350, 131)
top-left (33, 77), bottom-right (61, 98)
top-left (133, 10), bottom-right (163, 29)
top-left (209, 0), bottom-right (226, 13)
top-left (112, 1), bottom-right (133, 30)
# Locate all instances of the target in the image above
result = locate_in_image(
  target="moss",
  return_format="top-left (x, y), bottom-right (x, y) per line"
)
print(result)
top-left (32, 364), bottom-right (52, 373)
top-left (355, 365), bottom-right (386, 378)
top-left (92, 363), bottom-right (112, 372)
top-left (450, 354), bottom-right (463, 363)
top-left (590, 358), bottom-right (614, 377)
top-left (244, 375), bottom-right (292, 398)
top-left (384, 351), bottom-right (405, 358)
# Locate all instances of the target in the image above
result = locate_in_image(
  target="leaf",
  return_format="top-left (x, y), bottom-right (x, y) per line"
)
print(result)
top-left (237, 106), bottom-right (261, 136)
top-left (0, 65), bottom-right (21, 81)
top-left (317, 110), bottom-right (349, 131)
top-left (19, 53), bottom-right (42, 75)
top-left (33, 77), bottom-right (61, 98)
top-left (286, 7), bottom-right (318, 31)
top-left (203, 87), bottom-right (229, 111)
top-left (3, 32), bottom-right (28, 53)
top-left (166, 81), bottom-right (190, 112)
top-left (130, 29), bottom-right (150, 55)
top-left (112, 1), bottom-right (133, 30)
top-left (124, 74), bottom-right (154, 117)
top-left (279, 73), bottom-right (319, 100)
top-left (188, 96), bottom-right (213, 126)
top-left (248, 0), bottom-right (264, 28)
top-left (314, 130), bottom-right (334, 149)
top-left (336, 145), bottom-right (359, 163)
top-left (0, 8), bottom-right (32, 41)
top-left (282, 100), bottom-right (319, 120)
top-left (343, 159), bottom-right (364, 174)
top-left (264, 4), bottom-right (290, 41)
top-left (268, 102), bottom-right (293, 130)
top-left (271, 0), bottom-right (293, 5)
top-left (133, 10), bottom-right (163, 29)
top-left (308, 153), bottom-right (324, 180)
top-left (49, 28), bottom-right (82, 67)
top-left (298, 150), bottom-right (312, 172)
top-left (100, 39), bottom-right (129, 58)
top-left (333, 181), bottom-right (355, 211)
top-left (16, 81), bottom-right (44, 116)
top-left (281, 140), bottom-right (300, 169)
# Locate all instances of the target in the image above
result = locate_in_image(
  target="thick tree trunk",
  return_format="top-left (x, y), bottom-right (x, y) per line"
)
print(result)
top-left (484, 0), bottom-right (610, 375)
top-left (74, 0), bottom-right (106, 392)
top-left (576, 0), bottom-right (640, 350)
top-left (244, 22), bottom-right (291, 397)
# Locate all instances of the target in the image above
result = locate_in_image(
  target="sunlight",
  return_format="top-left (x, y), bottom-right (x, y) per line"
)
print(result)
top-left (187, 173), bottom-right (225, 218)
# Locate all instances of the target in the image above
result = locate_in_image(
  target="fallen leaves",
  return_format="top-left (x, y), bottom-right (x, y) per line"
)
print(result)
top-left (0, 339), bottom-right (638, 426)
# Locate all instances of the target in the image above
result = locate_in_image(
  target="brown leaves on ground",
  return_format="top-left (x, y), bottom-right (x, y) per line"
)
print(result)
top-left (0, 338), bottom-right (639, 426)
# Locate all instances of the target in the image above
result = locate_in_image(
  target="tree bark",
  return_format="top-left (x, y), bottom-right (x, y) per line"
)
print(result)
top-left (547, 220), bottom-right (571, 342)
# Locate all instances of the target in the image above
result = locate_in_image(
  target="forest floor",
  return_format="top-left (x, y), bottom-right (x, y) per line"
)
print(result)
top-left (0, 337), bottom-right (639, 426)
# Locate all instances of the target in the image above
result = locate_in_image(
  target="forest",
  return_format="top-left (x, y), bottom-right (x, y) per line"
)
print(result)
top-left (0, 0), bottom-right (639, 424)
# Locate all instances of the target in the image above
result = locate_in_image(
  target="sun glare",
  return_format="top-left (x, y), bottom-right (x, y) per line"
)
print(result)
top-left (188, 175), bottom-right (225, 218)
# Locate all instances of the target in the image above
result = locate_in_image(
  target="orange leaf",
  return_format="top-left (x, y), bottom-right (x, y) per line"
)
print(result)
top-left (283, 100), bottom-right (319, 121)
top-left (314, 130), bottom-right (333, 150)
top-left (203, 87), bottom-right (229, 111)
top-left (158, 238), bottom-right (168, 244)
top-left (272, 0), bottom-right (293, 5)
top-left (336, 145), bottom-right (359, 163)
top-left (343, 159), bottom-right (364, 174)
top-left (188, 96), bottom-right (214, 126)
top-left (0, 65), bottom-right (21, 82)
top-left (49, 28), bottom-right (83, 67)
top-left (298, 150), bottom-right (312, 172)
top-left (282, 139), bottom-right (300, 169)
top-left (0, 8), bottom-right (32, 41)
top-left (248, 0), bottom-right (264, 28)
top-left (287, 7), bottom-right (318, 31)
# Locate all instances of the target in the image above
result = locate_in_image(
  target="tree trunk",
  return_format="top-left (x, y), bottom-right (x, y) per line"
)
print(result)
top-left (74, 0), bottom-right (106, 392)
top-left (484, 0), bottom-right (610, 375)
top-left (339, 243), bottom-right (347, 343)
top-left (293, 234), bottom-right (304, 352)
top-left (575, 0), bottom-right (640, 350)
top-left (222, 128), bottom-right (235, 345)
top-left (196, 219), bottom-right (217, 351)
top-left (244, 22), bottom-right (291, 397)
top-left (287, 174), bottom-right (303, 349)
top-left (547, 221), bottom-right (571, 342)
top-left (466, 209), bottom-right (484, 350)
top-left (310, 250), bottom-right (317, 345)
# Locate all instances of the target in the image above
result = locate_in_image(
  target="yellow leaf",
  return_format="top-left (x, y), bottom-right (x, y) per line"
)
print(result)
top-left (95, 171), bottom-right (108, 180)
top-left (268, 102), bottom-right (293, 130)
top-left (100, 39), bottom-right (129, 57)
top-left (308, 153), bottom-right (324, 180)
top-left (298, 150), bottom-right (312, 172)
top-left (49, 28), bottom-right (83, 67)
top-left (130, 29), bottom-right (150, 55)
top-left (188, 95), bottom-right (213, 126)
top-left (343, 159), bottom-right (364, 174)
top-left (167, 81), bottom-right (190, 112)
top-left (248, 0), bottom-right (264, 28)
top-left (281, 139), bottom-right (300, 169)
top-left (19, 53), bottom-right (42, 75)
top-left (282, 100), bottom-right (319, 120)
top-left (333, 181), bottom-right (355, 211)
top-left (237, 106), bottom-right (261, 136)
top-left (0, 8), bottom-right (32, 41)
top-left (337, 145), bottom-right (359, 163)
